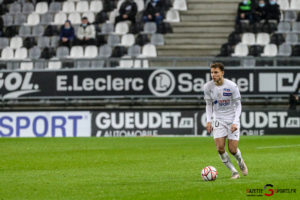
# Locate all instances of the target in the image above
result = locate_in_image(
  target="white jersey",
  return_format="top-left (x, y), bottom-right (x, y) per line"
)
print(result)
top-left (203, 79), bottom-right (241, 123)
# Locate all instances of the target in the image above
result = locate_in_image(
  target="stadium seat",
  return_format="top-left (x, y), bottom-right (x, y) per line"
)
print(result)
top-left (128, 45), bottom-right (141, 57)
top-left (90, 60), bottom-right (105, 68)
top-left (134, 56), bottom-right (149, 68)
top-left (40, 13), bottom-right (53, 25)
top-left (2, 14), bottom-right (13, 26)
top-left (56, 46), bottom-right (69, 58)
top-left (242, 33), bottom-right (255, 45)
top-left (32, 25), bottom-right (44, 37)
top-left (108, 9), bottom-right (119, 24)
top-left (151, 34), bottom-right (164, 45)
top-left (90, 0), bottom-right (103, 13)
top-left (6, 62), bottom-right (19, 70)
top-left (37, 37), bottom-right (50, 48)
top-left (115, 22), bottom-right (130, 35)
top-left (290, 0), bottom-right (300, 10)
top-left (14, 13), bottom-right (27, 25)
top-left (284, 11), bottom-right (297, 21)
top-left (0, 47), bottom-right (14, 60)
top-left (99, 44), bottom-right (112, 58)
top-left (62, 2), bottom-right (75, 13)
top-left (173, 0), bottom-right (188, 11)
top-left (291, 44), bottom-right (300, 56)
top-left (107, 35), bottom-right (120, 46)
top-left (10, 37), bottom-right (23, 49)
top-left (20, 62), bottom-right (33, 70)
top-left (35, 2), bottom-right (48, 14)
top-left (75, 60), bottom-right (90, 68)
top-left (142, 44), bottom-right (157, 57)
top-left (241, 58), bottom-right (256, 67)
top-left (50, 36), bottom-right (60, 48)
top-left (165, 9), bottom-right (180, 22)
top-left (121, 34), bottom-right (135, 47)
top-left (277, 0), bottom-right (290, 10)
top-left (285, 33), bottom-right (298, 44)
top-left (101, 23), bottom-right (114, 34)
top-left (9, 3), bottom-right (21, 14)
top-left (0, 38), bottom-right (9, 49)
top-left (82, 12), bottom-right (95, 23)
top-left (261, 44), bottom-right (278, 57)
top-left (84, 45), bottom-right (98, 58)
top-left (49, 2), bottom-right (62, 13)
top-left (134, 0), bottom-right (145, 12)
top-left (29, 46), bottom-right (41, 59)
top-left (34, 61), bottom-right (45, 69)
top-left (144, 22), bottom-right (157, 34)
top-left (278, 43), bottom-right (292, 56)
top-left (119, 56), bottom-right (134, 68)
top-left (48, 61), bottom-right (62, 69)
top-left (19, 26), bottom-right (32, 37)
top-left (14, 47), bottom-right (28, 60)
top-left (248, 45), bottom-right (263, 57)
top-left (68, 13), bottom-right (81, 25)
top-left (22, 3), bottom-right (34, 14)
top-left (231, 43), bottom-right (249, 57)
top-left (117, 0), bottom-right (126, 10)
top-left (256, 33), bottom-right (270, 45)
top-left (70, 46), bottom-right (84, 58)
top-left (277, 22), bottom-right (291, 33)
top-left (271, 33), bottom-right (285, 45)
top-left (292, 22), bottom-right (300, 32)
top-left (76, 1), bottom-right (89, 13)
top-left (53, 12), bottom-right (67, 25)
top-left (25, 13), bottom-right (40, 26)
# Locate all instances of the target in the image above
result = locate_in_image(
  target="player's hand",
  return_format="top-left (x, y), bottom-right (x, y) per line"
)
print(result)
top-left (206, 122), bottom-right (213, 133)
top-left (231, 124), bottom-right (238, 133)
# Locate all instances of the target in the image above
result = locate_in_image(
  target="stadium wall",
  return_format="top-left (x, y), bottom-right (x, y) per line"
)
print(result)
top-left (0, 109), bottom-right (299, 138)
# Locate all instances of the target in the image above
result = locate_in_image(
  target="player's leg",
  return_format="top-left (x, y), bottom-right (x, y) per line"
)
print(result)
top-left (228, 139), bottom-right (248, 176)
top-left (214, 137), bottom-right (238, 176)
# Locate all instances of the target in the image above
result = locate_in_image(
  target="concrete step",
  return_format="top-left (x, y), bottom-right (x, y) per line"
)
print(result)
top-left (150, 60), bottom-right (211, 67)
top-left (164, 33), bottom-right (230, 38)
top-left (157, 45), bottom-right (220, 57)
top-left (187, 0), bottom-right (240, 11)
top-left (171, 21), bottom-right (234, 27)
top-left (164, 38), bottom-right (227, 45)
top-left (172, 25), bottom-right (234, 33)
top-left (180, 10), bottom-right (236, 22)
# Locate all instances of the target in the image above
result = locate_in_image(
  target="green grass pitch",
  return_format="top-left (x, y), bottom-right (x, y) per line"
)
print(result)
top-left (0, 136), bottom-right (299, 200)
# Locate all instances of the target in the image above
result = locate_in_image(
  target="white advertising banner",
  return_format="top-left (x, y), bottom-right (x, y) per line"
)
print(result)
top-left (0, 111), bottom-right (91, 137)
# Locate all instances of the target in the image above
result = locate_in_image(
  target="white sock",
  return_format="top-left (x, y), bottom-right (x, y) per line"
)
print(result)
top-left (219, 152), bottom-right (238, 173)
top-left (233, 148), bottom-right (243, 164)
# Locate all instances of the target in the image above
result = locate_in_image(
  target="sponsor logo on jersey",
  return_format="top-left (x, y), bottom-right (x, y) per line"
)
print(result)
top-left (214, 99), bottom-right (230, 106)
top-left (223, 92), bottom-right (232, 96)
top-left (224, 88), bottom-right (230, 92)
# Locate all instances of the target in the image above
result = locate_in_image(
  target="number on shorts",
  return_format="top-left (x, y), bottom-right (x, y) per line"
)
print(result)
top-left (215, 121), bottom-right (219, 127)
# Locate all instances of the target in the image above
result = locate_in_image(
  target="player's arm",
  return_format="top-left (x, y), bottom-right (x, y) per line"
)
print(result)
top-left (231, 85), bottom-right (242, 133)
top-left (204, 85), bottom-right (213, 133)
top-left (206, 100), bottom-right (213, 133)
top-left (231, 99), bottom-right (241, 132)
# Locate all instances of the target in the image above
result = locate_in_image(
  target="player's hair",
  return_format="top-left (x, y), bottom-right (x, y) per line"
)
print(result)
top-left (210, 63), bottom-right (224, 71)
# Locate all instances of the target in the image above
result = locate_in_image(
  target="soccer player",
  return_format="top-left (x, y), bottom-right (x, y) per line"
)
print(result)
top-left (203, 63), bottom-right (248, 179)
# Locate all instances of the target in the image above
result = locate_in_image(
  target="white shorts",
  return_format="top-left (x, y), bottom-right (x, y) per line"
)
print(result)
top-left (212, 120), bottom-right (240, 141)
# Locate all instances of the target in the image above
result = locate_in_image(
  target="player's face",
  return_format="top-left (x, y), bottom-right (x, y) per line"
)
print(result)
top-left (211, 67), bottom-right (224, 83)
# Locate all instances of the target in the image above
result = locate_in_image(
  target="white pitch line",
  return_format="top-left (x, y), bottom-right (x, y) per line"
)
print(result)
top-left (256, 144), bottom-right (300, 149)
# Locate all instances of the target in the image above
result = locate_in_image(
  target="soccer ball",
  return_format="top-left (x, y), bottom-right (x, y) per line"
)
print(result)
top-left (201, 166), bottom-right (218, 181)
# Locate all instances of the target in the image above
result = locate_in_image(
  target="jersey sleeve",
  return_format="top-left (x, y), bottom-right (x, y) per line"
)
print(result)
top-left (203, 84), bottom-right (213, 101)
top-left (232, 85), bottom-right (241, 100)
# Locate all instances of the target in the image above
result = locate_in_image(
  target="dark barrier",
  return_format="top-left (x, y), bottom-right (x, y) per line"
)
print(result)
top-left (92, 109), bottom-right (300, 137)
top-left (0, 68), bottom-right (299, 99)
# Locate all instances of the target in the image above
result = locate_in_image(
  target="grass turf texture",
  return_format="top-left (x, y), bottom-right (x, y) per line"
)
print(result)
top-left (0, 136), bottom-right (299, 200)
